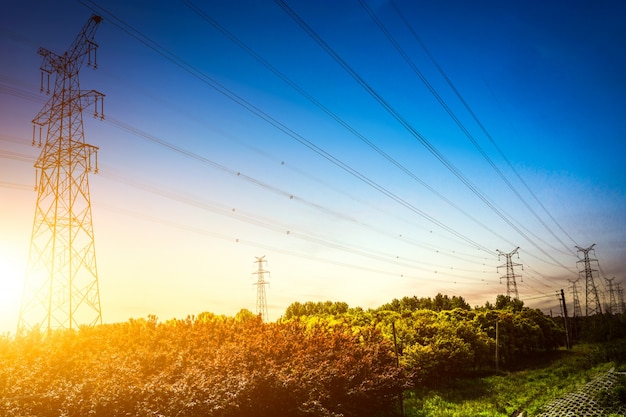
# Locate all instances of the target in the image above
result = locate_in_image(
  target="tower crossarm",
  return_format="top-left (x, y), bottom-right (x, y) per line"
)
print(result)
top-left (38, 15), bottom-right (102, 76)
top-left (32, 89), bottom-right (105, 128)
top-left (496, 247), bottom-right (523, 299)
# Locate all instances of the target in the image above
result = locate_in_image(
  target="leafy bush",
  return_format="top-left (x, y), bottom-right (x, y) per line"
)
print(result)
top-left (0, 314), bottom-right (407, 417)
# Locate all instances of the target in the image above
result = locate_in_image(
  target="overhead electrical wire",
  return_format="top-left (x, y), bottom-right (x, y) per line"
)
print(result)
top-left (0, 80), bottom-right (495, 273)
top-left (6, 7), bottom-right (572, 290)
top-left (357, 0), bottom-right (571, 257)
top-left (366, 0), bottom-right (575, 258)
top-left (78, 0), bottom-right (498, 256)
top-left (0, 181), bottom-right (31, 191)
top-left (97, 202), bottom-right (451, 283)
top-left (104, 115), bottom-right (358, 225)
top-left (104, 114), bottom-right (498, 270)
top-left (0, 149), bottom-right (33, 164)
top-left (274, 0), bottom-right (575, 275)
top-left (99, 168), bottom-right (489, 282)
top-left (0, 166), bottom-right (498, 293)
top-left (0, 41), bottom-right (556, 280)
top-left (2, 129), bottom-right (493, 285)
top-left (389, 0), bottom-right (579, 251)
top-left (181, 0), bottom-right (517, 253)
top-left (2, 2), bottom-right (584, 300)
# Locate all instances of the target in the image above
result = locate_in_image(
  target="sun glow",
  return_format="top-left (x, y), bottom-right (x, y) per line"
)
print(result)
top-left (0, 244), bottom-right (25, 333)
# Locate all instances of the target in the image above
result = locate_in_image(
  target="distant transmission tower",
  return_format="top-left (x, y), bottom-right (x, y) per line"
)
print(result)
top-left (252, 256), bottom-right (270, 322)
top-left (569, 279), bottom-right (583, 318)
top-left (497, 247), bottom-right (523, 300)
top-left (18, 15), bottom-right (105, 334)
top-left (617, 283), bottom-right (625, 315)
top-left (605, 277), bottom-right (618, 315)
top-left (575, 244), bottom-right (602, 316)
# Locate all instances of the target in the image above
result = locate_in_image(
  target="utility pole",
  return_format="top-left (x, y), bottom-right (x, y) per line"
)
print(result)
top-left (391, 321), bottom-right (404, 417)
top-left (495, 318), bottom-right (499, 373)
top-left (18, 15), bottom-right (104, 335)
top-left (252, 256), bottom-right (270, 322)
top-left (558, 289), bottom-right (571, 349)
top-left (575, 245), bottom-right (602, 316)
top-left (605, 277), bottom-right (618, 315)
top-left (497, 247), bottom-right (523, 300)
top-left (568, 278), bottom-right (582, 341)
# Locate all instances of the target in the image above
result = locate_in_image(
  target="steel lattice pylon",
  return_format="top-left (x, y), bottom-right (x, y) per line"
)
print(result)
top-left (569, 279), bottom-right (583, 318)
top-left (497, 247), bottom-right (523, 300)
top-left (18, 15), bottom-right (105, 335)
top-left (605, 277), bottom-right (618, 315)
top-left (575, 244), bottom-right (602, 317)
top-left (253, 256), bottom-right (270, 322)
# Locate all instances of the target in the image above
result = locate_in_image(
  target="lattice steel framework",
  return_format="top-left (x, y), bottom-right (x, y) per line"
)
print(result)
top-left (497, 247), bottom-right (523, 300)
top-left (569, 279), bottom-right (583, 318)
top-left (18, 15), bottom-right (105, 334)
top-left (617, 283), bottom-right (625, 315)
top-left (575, 244), bottom-right (602, 317)
top-left (253, 256), bottom-right (270, 322)
top-left (605, 277), bottom-right (618, 315)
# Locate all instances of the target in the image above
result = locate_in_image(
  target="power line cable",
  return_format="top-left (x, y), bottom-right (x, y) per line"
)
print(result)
top-left (388, 0), bottom-right (579, 254)
top-left (103, 114), bottom-right (499, 269)
top-left (181, 0), bottom-right (515, 252)
top-left (0, 181), bottom-right (31, 191)
top-left (1, 151), bottom-right (497, 287)
top-left (359, 0), bottom-right (574, 261)
top-left (274, 0), bottom-right (574, 274)
top-left (77, 0), bottom-right (497, 256)
top-left (0, 78), bottom-right (499, 272)
top-left (0, 6), bottom-right (564, 292)
top-left (98, 168), bottom-right (489, 282)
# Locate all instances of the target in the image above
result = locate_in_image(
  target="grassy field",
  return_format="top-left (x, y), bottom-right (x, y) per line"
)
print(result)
top-left (403, 343), bottom-right (623, 417)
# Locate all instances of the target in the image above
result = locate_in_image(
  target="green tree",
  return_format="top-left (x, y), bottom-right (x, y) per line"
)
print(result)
top-left (0, 313), bottom-right (407, 417)
top-left (494, 294), bottom-right (525, 311)
top-left (284, 301), bottom-right (349, 319)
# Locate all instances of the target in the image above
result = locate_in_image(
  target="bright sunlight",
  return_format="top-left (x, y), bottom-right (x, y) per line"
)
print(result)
top-left (0, 243), bottom-right (25, 332)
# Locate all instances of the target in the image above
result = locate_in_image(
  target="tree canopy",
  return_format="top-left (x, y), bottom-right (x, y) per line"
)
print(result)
top-left (0, 293), bottom-right (576, 415)
top-left (0, 314), bottom-right (406, 417)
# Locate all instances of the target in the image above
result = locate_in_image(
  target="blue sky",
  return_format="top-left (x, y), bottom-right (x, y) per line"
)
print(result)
top-left (1, 0), bottom-right (625, 331)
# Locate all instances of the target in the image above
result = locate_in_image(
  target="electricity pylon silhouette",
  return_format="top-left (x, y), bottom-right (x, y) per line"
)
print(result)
top-left (252, 256), bottom-right (270, 322)
top-left (575, 244), bottom-right (602, 316)
top-left (18, 15), bottom-right (105, 335)
top-left (569, 279), bottom-right (583, 318)
top-left (497, 247), bottom-right (523, 300)
top-left (617, 283), bottom-right (625, 314)
top-left (605, 277), bottom-right (618, 315)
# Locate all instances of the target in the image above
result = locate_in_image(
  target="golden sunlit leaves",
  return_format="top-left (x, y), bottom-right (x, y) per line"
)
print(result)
top-left (0, 313), bottom-right (405, 417)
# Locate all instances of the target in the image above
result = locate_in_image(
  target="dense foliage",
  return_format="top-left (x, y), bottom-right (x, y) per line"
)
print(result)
top-left (377, 294), bottom-right (471, 312)
top-left (284, 301), bottom-right (350, 319)
top-left (0, 293), bottom-right (581, 415)
top-left (285, 294), bottom-right (566, 383)
top-left (0, 313), bottom-right (405, 417)
top-left (574, 313), bottom-right (626, 344)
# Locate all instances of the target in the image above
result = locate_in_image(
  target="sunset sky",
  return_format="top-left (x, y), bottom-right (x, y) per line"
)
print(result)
top-left (1, 0), bottom-right (625, 333)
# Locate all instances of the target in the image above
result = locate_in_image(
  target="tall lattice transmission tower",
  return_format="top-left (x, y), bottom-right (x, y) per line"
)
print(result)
top-left (18, 15), bottom-right (105, 334)
top-left (569, 279), bottom-right (583, 318)
top-left (605, 277), bottom-right (618, 315)
top-left (252, 256), bottom-right (270, 322)
top-left (617, 283), bottom-right (625, 315)
top-left (497, 247), bottom-right (523, 300)
top-left (575, 244), bottom-right (602, 316)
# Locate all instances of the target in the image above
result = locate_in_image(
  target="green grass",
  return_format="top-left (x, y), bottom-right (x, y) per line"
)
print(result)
top-left (403, 344), bottom-right (619, 417)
